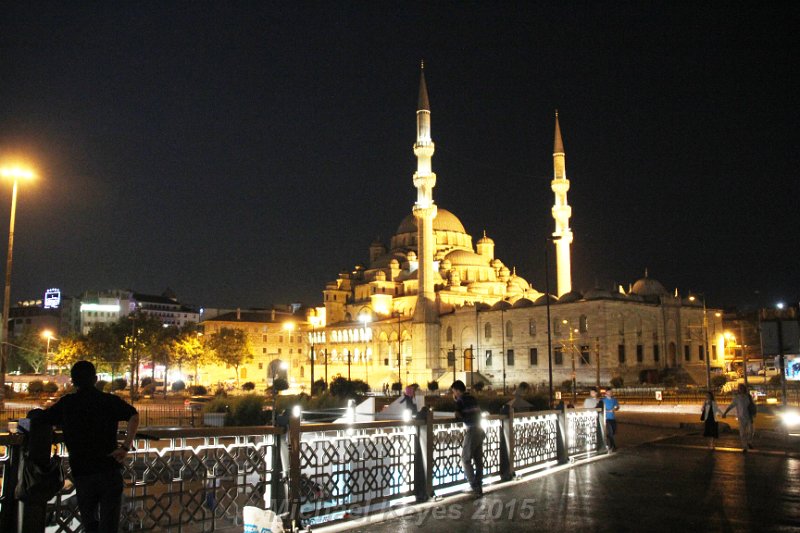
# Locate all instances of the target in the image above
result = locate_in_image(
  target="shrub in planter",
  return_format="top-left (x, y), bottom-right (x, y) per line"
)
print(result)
top-left (271, 378), bottom-right (289, 394)
top-left (427, 380), bottom-right (439, 392)
top-left (312, 379), bottom-right (327, 396)
top-left (141, 377), bottom-right (154, 388)
top-left (43, 381), bottom-right (59, 394)
top-left (242, 381), bottom-right (256, 391)
top-left (203, 398), bottom-right (231, 414)
top-left (329, 377), bottom-right (367, 398)
top-left (141, 383), bottom-right (157, 396)
top-left (229, 395), bottom-right (268, 426)
top-left (391, 382), bottom-right (403, 394)
top-left (171, 380), bottom-right (186, 392)
top-left (111, 378), bottom-right (128, 391)
top-left (95, 380), bottom-right (109, 392)
top-left (188, 385), bottom-right (208, 395)
top-left (28, 380), bottom-right (44, 395)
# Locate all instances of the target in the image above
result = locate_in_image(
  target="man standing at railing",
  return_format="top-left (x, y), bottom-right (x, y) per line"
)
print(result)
top-left (37, 360), bottom-right (139, 533)
top-left (602, 388), bottom-right (620, 452)
top-left (451, 380), bottom-right (485, 496)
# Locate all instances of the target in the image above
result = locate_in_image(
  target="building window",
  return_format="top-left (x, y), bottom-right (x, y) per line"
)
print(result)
top-left (258, 363), bottom-right (263, 370)
top-left (485, 350), bottom-right (493, 367)
top-left (529, 348), bottom-right (538, 366)
top-left (298, 348), bottom-right (303, 354)
top-left (446, 326), bottom-right (452, 342)
top-left (653, 344), bottom-right (660, 362)
top-left (278, 348), bottom-right (282, 355)
top-left (262, 348), bottom-right (267, 354)
top-left (554, 320), bottom-right (562, 337)
top-left (505, 321), bottom-right (513, 339)
top-left (262, 334), bottom-right (267, 342)
top-left (484, 323), bottom-right (492, 339)
top-left (506, 349), bottom-right (514, 366)
top-left (579, 315), bottom-right (588, 333)
top-left (618, 345), bottom-right (626, 364)
top-left (698, 345), bottom-right (705, 360)
top-left (580, 345), bottom-right (590, 366)
top-left (636, 345), bottom-right (644, 363)
top-left (684, 345), bottom-right (690, 361)
top-left (554, 347), bottom-right (563, 365)
top-left (279, 335), bottom-right (283, 343)
top-left (529, 319), bottom-right (536, 336)
top-left (712, 345), bottom-right (717, 361)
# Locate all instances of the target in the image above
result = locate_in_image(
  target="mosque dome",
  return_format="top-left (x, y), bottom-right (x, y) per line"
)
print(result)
top-left (396, 208), bottom-right (468, 235)
top-left (375, 270), bottom-right (386, 281)
top-left (558, 290), bottom-right (583, 303)
top-left (477, 232), bottom-right (494, 245)
top-left (512, 298), bottom-right (535, 308)
top-left (389, 258), bottom-right (400, 269)
top-left (445, 249), bottom-right (489, 267)
top-left (507, 273), bottom-right (530, 293)
top-left (630, 276), bottom-right (668, 297)
top-left (534, 294), bottom-right (558, 305)
top-left (584, 287), bottom-right (613, 300)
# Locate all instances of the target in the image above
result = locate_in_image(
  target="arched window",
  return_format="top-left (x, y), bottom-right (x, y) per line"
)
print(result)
top-left (484, 323), bottom-right (492, 339)
top-left (505, 320), bottom-right (513, 339)
top-left (446, 326), bottom-right (453, 342)
top-left (529, 319), bottom-right (536, 336)
top-left (579, 315), bottom-right (588, 333)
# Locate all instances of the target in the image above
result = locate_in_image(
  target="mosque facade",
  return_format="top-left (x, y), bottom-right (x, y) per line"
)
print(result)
top-left (305, 66), bottom-right (723, 393)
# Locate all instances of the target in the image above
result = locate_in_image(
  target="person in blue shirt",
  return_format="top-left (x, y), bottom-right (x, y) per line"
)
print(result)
top-left (602, 388), bottom-right (620, 451)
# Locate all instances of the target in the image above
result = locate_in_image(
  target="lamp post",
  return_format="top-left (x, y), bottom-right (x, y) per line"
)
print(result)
top-left (0, 166), bottom-right (35, 408)
top-left (393, 311), bottom-right (402, 391)
top-left (689, 294), bottom-right (712, 390)
top-left (501, 305), bottom-right (506, 394)
top-left (308, 314), bottom-right (320, 397)
top-left (41, 329), bottom-right (55, 374)
top-left (564, 321), bottom-right (578, 405)
top-left (360, 314), bottom-right (371, 389)
top-left (282, 321), bottom-right (295, 390)
top-left (544, 236), bottom-right (561, 409)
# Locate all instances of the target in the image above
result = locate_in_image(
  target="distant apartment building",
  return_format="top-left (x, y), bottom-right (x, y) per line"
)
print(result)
top-left (80, 289), bottom-right (199, 334)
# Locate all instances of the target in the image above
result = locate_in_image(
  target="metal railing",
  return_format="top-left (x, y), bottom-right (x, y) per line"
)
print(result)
top-left (0, 407), bottom-right (606, 531)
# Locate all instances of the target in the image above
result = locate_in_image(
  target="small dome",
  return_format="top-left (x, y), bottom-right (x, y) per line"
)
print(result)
top-left (396, 208), bottom-right (467, 234)
top-left (507, 272), bottom-right (530, 293)
top-left (477, 230), bottom-right (494, 245)
top-left (512, 298), bottom-right (534, 308)
top-left (490, 259), bottom-right (503, 269)
top-left (630, 277), bottom-right (667, 297)
top-left (445, 249), bottom-right (489, 267)
top-left (375, 270), bottom-right (386, 281)
top-left (389, 258), bottom-right (400, 268)
top-left (491, 300), bottom-right (512, 311)
top-left (407, 250), bottom-right (417, 261)
top-left (585, 287), bottom-right (613, 300)
top-left (558, 290), bottom-right (583, 303)
top-left (534, 294), bottom-right (558, 305)
top-left (440, 259), bottom-right (452, 270)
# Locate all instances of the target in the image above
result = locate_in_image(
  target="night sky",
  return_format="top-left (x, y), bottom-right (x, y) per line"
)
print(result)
top-left (1, 3), bottom-right (797, 311)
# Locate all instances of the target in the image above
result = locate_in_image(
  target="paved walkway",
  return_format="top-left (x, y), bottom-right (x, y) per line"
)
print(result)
top-left (313, 417), bottom-right (800, 533)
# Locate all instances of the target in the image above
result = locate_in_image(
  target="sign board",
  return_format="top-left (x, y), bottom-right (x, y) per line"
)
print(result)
top-left (786, 355), bottom-right (800, 382)
top-left (760, 320), bottom-right (800, 356)
top-left (655, 390), bottom-right (663, 401)
top-left (555, 391), bottom-right (562, 400)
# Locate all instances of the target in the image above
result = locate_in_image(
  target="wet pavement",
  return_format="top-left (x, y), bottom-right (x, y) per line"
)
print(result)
top-left (313, 420), bottom-right (800, 533)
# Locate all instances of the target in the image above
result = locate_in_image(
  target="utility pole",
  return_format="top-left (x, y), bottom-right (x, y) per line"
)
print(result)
top-left (595, 337), bottom-right (601, 388)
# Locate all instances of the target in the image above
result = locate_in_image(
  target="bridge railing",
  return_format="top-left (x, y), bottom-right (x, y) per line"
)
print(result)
top-left (0, 406), bottom-right (606, 531)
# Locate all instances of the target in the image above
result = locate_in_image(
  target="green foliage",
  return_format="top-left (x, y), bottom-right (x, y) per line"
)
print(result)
top-left (312, 379), bottom-right (327, 396)
top-left (111, 378), bottom-right (128, 391)
top-left (28, 380), bottom-right (44, 394)
top-left (171, 380), bottom-right (186, 392)
top-left (189, 385), bottom-right (208, 395)
top-left (228, 394), bottom-right (268, 426)
top-left (427, 380), bottom-right (439, 392)
top-left (95, 380), bottom-right (109, 392)
top-left (141, 377), bottom-right (154, 388)
top-left (207, 327), bottom-right (254, 385)
top-left (610, 376), bottom-right (624, 389)
top-left (43, 381), bottom-right (59, 394)
top-left (203, 397), bottom-right (231, 414)
top-left (272, 378), bottom-right (289, 393)
top-left (242, 381), bottom-right (256, 391)
top-left (141, 383), bottom-right (156, 395)
top-left (711, 375), bottom-right (728, 389)
top-left (329, 377), bottom-right (368, 398)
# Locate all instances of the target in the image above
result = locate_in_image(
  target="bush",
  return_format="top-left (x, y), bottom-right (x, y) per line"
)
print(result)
top-left (312, 379), bottom-right (327, 395)
top-left (561, 379), bottom-right (573, 389)
top-left (272, 378), bottom-right (289, 394)
top-left (711, 375), bottom-right (728, 389)
top-left (213, 386), bottom-right (227, 397)
top-left (188, 385), bottom-right (207, 395)
top-left (111, 378), bottom-right (128, 391)
top-left (228, 395), bottom-right (268, 426)
top-left (391, 382), bottom-right (403, 393)
top-left (43, 381), bottom-right (59, 394)
top-left (610, 376), bottom-right (624, 389)
top-left (329, 377), bottom-right (367, 398)
top-left (141, 383), bottom-right (156, 396)
top-left (242, 381), bottom-right (256, 391)
top-left (171, 380), bottom-right (186, 392)
top-left (28, 380), bottom-right (44, 395)
top-left (141, 377), bottom-right (154, 388)
top-left (203, 398), bottom-right (231, 414)
top-left (95, 380), bottom-right (109, 392)
top-left (427, 380), bottom-right (439, 392)
top-left (2, 385), bottom-right (14, 400)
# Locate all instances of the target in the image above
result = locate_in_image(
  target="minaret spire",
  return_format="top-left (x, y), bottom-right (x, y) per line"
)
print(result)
top-left (550, 110), bottom-right (573, 296)
top-left (411, 61), bottom-right (440, 372)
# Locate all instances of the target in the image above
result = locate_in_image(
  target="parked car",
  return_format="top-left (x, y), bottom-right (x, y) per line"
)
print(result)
top-left (184, 395), bottom-right (213, 411)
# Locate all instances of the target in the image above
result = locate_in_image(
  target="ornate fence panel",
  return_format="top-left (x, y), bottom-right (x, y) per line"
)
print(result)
top-left (565, 409), bottom-right (603, 457)
top-left (512, 413), bottom-right (559, 473)
top-left (430, 417), bottom-right (502, 492)
top-left (296, 421), bottom-right (416, 524)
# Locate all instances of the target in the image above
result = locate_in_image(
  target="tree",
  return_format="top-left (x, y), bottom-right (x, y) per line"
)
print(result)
top-left (8, 329), bottom-right (47, 374)
top-left (168, 324), bottom-right (208, 387)
top-left (208, 328), bottom-right (253, 387)
top-left (51, 335), bottom-right (89, 373)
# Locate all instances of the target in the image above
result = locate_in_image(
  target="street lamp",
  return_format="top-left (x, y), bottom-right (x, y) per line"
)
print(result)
top-left (308, 314), bottom-right (320, 397)
top-left (41, 329), bottom-right (55, 374)
top-left (544, 236), bottom-right (561, 408)
top-left (282, 321), bottom-right (295, 389)
top-left (688, 294), bottom-right (712, 390)
top-left (563, 321), bottom-right (578, 405)
top-left (359, 314), bottom-right (371, 389)
top-left (0, 166), bottom-right (35, 407)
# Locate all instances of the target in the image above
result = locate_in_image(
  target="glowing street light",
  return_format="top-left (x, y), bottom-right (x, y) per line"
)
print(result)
top-left (41, 329), bottom-right (56, 374)
top-left (688, 294), bottom-right (712, 390)
top-left (308, 313), bottom-right (321, 397)
top-left (0, 165), bottom-right (35, 407)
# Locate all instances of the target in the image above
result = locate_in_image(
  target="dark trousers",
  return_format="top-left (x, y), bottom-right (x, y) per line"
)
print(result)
top-left (461, 426), bottom-right (486, 489)
top-left (606, 419), bottom-right (618, 450)
top-left (73, 469), bottom-right (124, 533)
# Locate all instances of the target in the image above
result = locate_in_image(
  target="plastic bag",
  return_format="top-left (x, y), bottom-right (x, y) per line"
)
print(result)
top-left (243, 506), bottom-right (284, 533)
top-left (15, 454), bottom-right (65, 502)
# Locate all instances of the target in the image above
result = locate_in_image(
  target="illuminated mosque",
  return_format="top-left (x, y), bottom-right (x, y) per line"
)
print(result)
top-left (307, 65), bottom-right (723, 392)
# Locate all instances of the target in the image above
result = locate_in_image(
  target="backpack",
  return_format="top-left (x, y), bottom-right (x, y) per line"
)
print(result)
top-left (747, 396), bottom-right (757, 419)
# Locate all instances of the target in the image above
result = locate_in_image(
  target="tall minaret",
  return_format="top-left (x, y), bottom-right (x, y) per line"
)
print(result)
top-left (551, 111), bottom-right (573, 296)
top-left (411, 61), bottom-right (441, 371)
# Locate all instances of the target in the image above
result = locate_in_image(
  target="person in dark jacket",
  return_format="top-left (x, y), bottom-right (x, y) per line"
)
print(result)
top-left (39, 361), bottom-right (139, 533)
top-left (451, 380), bottom-right (484, 495)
